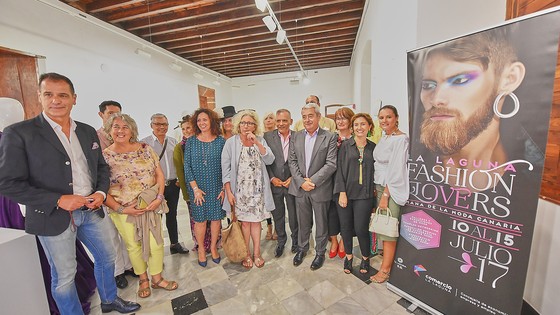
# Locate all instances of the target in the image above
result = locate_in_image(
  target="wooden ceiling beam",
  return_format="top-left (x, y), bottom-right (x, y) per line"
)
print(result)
top-left (209, 52), bottom-right (353, 72)
top-left (105, 0), bottom-right (216, 23)
top-left (216, 55), bottom-right (352, 73)
top-left (136, 3), bottom-right (362, 43)
top-left (121, 0), bottom-right (354, 30)
top-left (190, 45), bottom-right (353, 67)
top-left (165, 21), bottom-right (358, 55)
top-left (175, 35), bottom-right (356, 60)
top-left (225, 61), bottom-right (350, 78)
top-left (160, 19), bottom-right (358, 54)
top-left (87, 0), bottom-right (145, 13)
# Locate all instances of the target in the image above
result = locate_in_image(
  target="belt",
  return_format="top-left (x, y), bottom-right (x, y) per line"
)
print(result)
top-left (77, 206), bottom-right (102, 212)
top-left (165, 178), bottom-right (177, 186)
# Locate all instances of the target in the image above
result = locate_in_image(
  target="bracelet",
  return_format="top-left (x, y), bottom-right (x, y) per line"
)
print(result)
top-left (56, 197), bottom-right (61, 209)
top-left (156, 194), bottom-right (164, 201)
top-left (116, 205), bottom-right (124, 214)
top-left (192, 186), bottom-right (199, 191)
top-left (383, 192), bottom-right (389, 197)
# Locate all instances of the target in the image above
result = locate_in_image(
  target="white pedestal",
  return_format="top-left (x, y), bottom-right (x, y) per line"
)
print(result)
top-left (0, 228), bottom-right (49, 315)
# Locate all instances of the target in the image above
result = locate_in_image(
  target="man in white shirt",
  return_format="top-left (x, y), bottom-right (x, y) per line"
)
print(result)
top-left (142, 113), bottom-right (188, 254)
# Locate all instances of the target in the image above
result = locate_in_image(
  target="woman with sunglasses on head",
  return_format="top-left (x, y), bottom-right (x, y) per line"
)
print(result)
top-left (222, 110), bottom-right (275, 269)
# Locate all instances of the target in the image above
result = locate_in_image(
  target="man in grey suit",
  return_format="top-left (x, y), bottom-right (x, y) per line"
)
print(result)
top-left (289, 103), bottom-right (338, 270)
top-left (0, 73), bottom-right (140, 314)
top-left (264, 109), bottom-right (298, 258)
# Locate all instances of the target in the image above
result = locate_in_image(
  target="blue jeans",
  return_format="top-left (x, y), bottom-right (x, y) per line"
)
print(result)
top-left (38, 210), bottom-right (117, 315)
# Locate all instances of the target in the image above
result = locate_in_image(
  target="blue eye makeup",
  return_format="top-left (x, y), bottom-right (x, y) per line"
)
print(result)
top-left (421, 71), bottom-right (480, 91)
top-left (446, 72), bottom-right (479, 86)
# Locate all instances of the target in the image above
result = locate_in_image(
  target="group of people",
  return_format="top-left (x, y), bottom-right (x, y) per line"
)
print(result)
top-left (0, 72), bottom-right (410, 315)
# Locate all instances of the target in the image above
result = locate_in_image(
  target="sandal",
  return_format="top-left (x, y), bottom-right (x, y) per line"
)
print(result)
top-left (266, 225), bottom-right (273, 240)
top-left (370, 270), bottom-right (390, 283)
top-left (242, 255), bottom-right (253, 269)
top-left (254, 255), bottom-right (265, 268)
top-left (360, 257), bottom-right (370, 274)
top-left (151, 277), bottom-right (178, 291)
top-left (137, 279), bottom-right (151, 298)
top-left (343, 257), bottom-right (353, 274)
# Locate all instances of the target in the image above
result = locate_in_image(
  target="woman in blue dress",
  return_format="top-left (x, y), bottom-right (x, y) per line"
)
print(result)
top-left (184, 108), bottom-right (226, 267)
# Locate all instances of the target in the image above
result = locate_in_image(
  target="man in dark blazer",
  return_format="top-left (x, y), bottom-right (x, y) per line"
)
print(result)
top-left (289, 103), bottom-right (338, 270)
top-left (264, 109), bottom-right (298, 258)
top-left (0, 73), bottom-right (140, 314)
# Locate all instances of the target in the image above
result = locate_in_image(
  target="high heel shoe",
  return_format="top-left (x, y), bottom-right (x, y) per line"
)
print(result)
top-left (343, 257), bottom-right (353, 274)
top-left (338, 246), bottom-right (346, 258)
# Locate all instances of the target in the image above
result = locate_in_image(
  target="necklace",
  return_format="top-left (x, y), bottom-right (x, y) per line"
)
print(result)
top-left (357, 143), bottom-right (365, 185)
top-left (201, 139), bottom-right (213, 166)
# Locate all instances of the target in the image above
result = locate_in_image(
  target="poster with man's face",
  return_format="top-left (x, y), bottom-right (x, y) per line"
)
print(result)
top-left (389, 10), bottom-right (560, 315)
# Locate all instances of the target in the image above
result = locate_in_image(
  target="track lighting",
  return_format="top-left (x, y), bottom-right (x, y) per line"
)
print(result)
top-left (134, 48), bottom-right (151, 59)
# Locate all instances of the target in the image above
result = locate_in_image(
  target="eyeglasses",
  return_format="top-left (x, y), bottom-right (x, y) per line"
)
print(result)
top-left (239, 121), bottom-right (257, 126)
top-left (335, 117), bottom-right (348, 121)
top-left (152, 123), bottom-right (169, 127)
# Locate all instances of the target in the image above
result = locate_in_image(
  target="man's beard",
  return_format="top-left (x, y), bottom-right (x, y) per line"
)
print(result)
top-left (420, 95), bottom-right (496, 155)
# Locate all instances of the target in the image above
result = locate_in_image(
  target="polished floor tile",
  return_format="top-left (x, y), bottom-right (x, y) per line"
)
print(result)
top-left (88, 199), bottom-right (412, 315)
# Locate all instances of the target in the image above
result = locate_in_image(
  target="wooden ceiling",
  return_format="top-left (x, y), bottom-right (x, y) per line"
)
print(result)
top-left (59, 0), bottom-right (366, 78)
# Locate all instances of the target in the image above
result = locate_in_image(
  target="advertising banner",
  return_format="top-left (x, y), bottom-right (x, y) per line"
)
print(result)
top-left (388, 10), bottom-right (560, 315)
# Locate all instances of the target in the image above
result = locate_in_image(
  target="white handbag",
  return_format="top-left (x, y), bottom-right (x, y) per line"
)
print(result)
top-left (369, 207), bottom-right (399, 237)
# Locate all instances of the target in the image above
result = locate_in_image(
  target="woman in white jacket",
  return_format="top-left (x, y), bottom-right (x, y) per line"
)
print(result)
top-left (222, 110), bottom-right (275, 268)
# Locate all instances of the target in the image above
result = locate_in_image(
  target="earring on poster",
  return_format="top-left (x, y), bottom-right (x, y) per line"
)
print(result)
top-left (493, 92), bottom-right (519, 118)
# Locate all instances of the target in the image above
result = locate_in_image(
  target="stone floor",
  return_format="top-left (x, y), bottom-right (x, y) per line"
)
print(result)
top-left (89, 199), bottom-right (423, 315)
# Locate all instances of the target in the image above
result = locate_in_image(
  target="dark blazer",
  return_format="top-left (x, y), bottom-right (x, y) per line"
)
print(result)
top-left (333, 138), bottom-right (376, 200)
top-left (263, 129), bottom-right (293, 194)
top-left (0, 114), bottom-right (109, 236)
top-left (288, 128), bottom-right (338, 202)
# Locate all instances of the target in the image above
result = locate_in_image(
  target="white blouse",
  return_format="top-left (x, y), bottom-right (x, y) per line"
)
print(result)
top-left (372, 133), bottom-right (410, 206)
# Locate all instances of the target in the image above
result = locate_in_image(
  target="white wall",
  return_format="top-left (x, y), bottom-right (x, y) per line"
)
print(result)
top-left (231, 67), bottom-right (352, 120)
top-left (351, 0), bottom-right (418, 133)
top-left (353, 1), bottom-right (560, 314)
top-left (0, 0), bottom-right (232, 138)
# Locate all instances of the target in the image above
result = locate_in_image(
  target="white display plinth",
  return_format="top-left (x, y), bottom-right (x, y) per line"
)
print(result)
top-left (0, 228), bottom-right (49, 315)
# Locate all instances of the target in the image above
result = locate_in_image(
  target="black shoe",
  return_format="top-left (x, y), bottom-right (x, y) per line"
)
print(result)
top-left (170, 243), bottom-right (189, 255)
top-left (343, 257), bottom-right (353, 274)
top-left (291, 245), bottom-right (298, 254)
top-left (123, 268), bottom-right (138, 278)
top-left (101, 296), bottom-right (141, 313)
top-left (293, 250), bottom-right (306, 266)
top-left (310, 254), bottom-right (325, 270)
top-left (114, 274), bottom-right (128, 289)
top-left (359, 257), bottom-right (371, 273)
top-left (274, 245), bottom-right (285, 258)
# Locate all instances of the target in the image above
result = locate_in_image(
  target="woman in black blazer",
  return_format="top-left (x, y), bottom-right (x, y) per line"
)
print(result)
top-left (334, 113), bottom-right (376, 274)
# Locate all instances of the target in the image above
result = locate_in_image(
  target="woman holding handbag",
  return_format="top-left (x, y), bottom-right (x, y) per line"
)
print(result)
top-left (103, 113), bottom-right (178, 298)
top-left (222, 110), bottom-right (275, 269)
top-left (335, 113), bottom-right (376, 274)
top-left (371, 105), bottom-right (409, 283)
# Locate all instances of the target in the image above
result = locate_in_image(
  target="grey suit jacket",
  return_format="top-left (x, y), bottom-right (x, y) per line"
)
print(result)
top-left (263, 129), bottom-right (293, 194)
top-left (0, 114), bottom-right (109, 236)
top-left (288, 128), bottom-right (338, 202)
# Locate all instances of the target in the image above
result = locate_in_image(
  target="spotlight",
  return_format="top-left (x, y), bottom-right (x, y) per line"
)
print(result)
top-left (276, 29), bottom-right (286, 44)
top-left (193, 71), bottom-right (203, 79)
top-left (169, 62), bottom-right (182, 72)
top-left (262, 15), bottom-right (276, 32)
top-left (134, 48), bottom-right (151, 59)
top-left (255, 0), bottom-right (268, 12)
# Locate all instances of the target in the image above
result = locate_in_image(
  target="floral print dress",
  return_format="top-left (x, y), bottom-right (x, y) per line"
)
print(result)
top-left (235, 146), bottom-right (270, 222)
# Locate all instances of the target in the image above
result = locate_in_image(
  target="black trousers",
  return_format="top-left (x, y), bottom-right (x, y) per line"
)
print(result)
top-left (328, 199), bottom-right (341, 236)
top-left (163, 179), bottom-right (180, 244)
top-left (271, 187), bottom-right (298, 248)
top-left (337, 197), bottom-right (375, 257)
